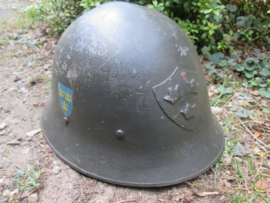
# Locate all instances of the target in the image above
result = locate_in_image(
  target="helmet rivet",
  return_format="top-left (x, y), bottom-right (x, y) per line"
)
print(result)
top-left (116, 130), bottom-right (124, 138)
top-left (64, 117), bottom-right (69, 124)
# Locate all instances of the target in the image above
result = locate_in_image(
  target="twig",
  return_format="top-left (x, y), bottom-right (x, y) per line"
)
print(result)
top-left (15, 164), bottom-right (22, 169)
top-left (236, 116), bottom-right (267, 147)
top-left (218, 94), bottom-right (234, 115)
top-left (255, 141), bottom-right (267, 152)
top-left (113, 200), bottom-right (137, 203)
top-left (70, 192), bottom-right (80, 203)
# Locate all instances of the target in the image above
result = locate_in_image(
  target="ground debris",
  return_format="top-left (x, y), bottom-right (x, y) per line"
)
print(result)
top-left (28, 193), bottom-right (38, 203)
top-left (52, 165), bottom-right (61, 174)
top-left (0, 123), bottom-right (7, 130)
top-left (233, 142), bottom-right (245, 156)
top-left (7, 139), bottom-right (20, 145)
top-left (254, 179), bottom-right (270, 193)
top-left (3, 190), bottom-right (11, 197)
top-left (195, 191), bottom-right (219, 197)
top-left (25, 128), bottom-right (41, 137)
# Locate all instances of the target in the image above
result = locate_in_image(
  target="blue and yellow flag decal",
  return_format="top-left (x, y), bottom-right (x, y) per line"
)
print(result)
top-left (58, 82), bottom-right (73, 116)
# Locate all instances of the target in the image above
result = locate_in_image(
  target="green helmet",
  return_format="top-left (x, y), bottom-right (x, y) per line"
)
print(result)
top-left (41, 2), bottom-right (224, 187)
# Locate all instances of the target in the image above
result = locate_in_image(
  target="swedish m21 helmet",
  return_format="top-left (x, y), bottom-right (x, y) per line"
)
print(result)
top-left (41, 2), bottom-right (225, 187)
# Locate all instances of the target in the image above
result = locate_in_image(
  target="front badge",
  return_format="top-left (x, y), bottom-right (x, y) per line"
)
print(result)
top-left (153, 67), bottom-right (201, 130)
top-left (58, 82), bottom-right (73, 116)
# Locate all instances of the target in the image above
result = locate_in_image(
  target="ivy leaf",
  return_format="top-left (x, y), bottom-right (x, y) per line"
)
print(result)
top-left (245, 15), bottom-right (254, 28)
top-left (226, 4), bottom-right (238, 12)
top-left (216, 71), bottom-right (224, 78)
top-left (244, 70), bottom-right (257, 78)
top-left (201, 46), bottom-right (211, 57)
top-left (235, 109), bottom-right (253, 118)
top-left (209, 52), bottom-right (224, 64)
top-left (259, 82), bottom-right (267, 88)
top-left (244, 57), bottom-right (258, 71)
top-left (231, 51), bottom-right (242, 58)
top-left (236, 16), bottom-right (246, 27)
top-left (230, 106), bottom-right (238, 112)
top-left (253, 49), bottom-right (266, 60)
top-left (226, 57), bottom-right (237, 66)
top-left (260, 68), bottom-right (270, 77)
top-left (234, 64), bottom-right (244, 71)
top-left (219, 60), bottom-right (227, 67)
top-left (205, 62), bottom-right (215, 69)
top-left (217, 85), bottom-right (232, 95)
top-left (259, 88), bottom-right (270, 98)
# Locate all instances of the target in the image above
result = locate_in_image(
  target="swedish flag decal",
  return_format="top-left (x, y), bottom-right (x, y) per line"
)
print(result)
top-left (58, 82), bottom-right (73, 116)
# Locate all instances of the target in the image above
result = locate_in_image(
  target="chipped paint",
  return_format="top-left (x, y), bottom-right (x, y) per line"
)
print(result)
top-left (181, 71), bottom-right (187, 81)
top-left (67, 62), bottom-right (78, 80)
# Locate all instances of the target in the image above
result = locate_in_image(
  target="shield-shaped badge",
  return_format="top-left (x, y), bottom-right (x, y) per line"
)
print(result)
top-left (58, 82), bottom-right (73, 117)
top-left (153, 67), bottom-right (201, 130)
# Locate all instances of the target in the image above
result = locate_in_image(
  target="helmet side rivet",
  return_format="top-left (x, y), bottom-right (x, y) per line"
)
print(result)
top-left (116, 130), bottom-right (124, 138)
top-left (64, 117), bottom-right (69, 124)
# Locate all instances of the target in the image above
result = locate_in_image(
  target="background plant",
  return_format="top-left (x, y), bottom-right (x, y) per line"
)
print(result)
top-left (25, 0), bottom-right (83, 37)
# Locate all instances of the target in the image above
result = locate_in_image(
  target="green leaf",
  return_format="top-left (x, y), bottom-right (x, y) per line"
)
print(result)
top-left (205, 62), bottom-right (215, 69)
top-left (201, 46), bottom-right (211, 57)
top-left (263, 109), bottom-right (270, 114)
top-left (230, 106), bottom-right (238, 112)
top-left (245, 15), bottom-right (253, 28)
top-left (216, 71), bottom-right (224, 78)
top-left (236, 16), bottom-right (246, 27)
top-left (213, 10), bottom-right (220, 16)
top-left (253, 49), bottom-right (266, 60)
top-left (244, 70), bottom-right (257, 78)
top-left (209, 52), bottom-right (224, 64)
top-left (259, 88), bottom-right (270, 98)
top-left (226, 4), bottom-right (238, 12)
top-left (234, 64), bottom-right (244, 71)
top-left (219, 60), bottom-right (227, 67)
top-left (217, 85), bottom-right (233, 95)
top-left (231, 51), bottom-right (242, 58)
top-left (244, 57), bottom-right (258, 71)
top-left (235, 109), bottom-right (253, 118)
top-left (202, 32), bottom-right (207, 39)
top-left (260, 68), bottom-right (270, 77)
top-left (259, 82), bottom-right (267, 88)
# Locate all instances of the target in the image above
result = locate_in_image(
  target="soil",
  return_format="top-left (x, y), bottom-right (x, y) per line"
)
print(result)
top-left (0, 1), bottom-right (269, 203)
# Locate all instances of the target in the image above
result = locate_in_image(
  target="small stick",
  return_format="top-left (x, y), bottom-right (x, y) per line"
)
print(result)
top-left (255, 141), bottom-right (267, 152)
top-left (236, 117), bottom-right (267, 147)
top-left (114, 200), bottom-right (137, 203)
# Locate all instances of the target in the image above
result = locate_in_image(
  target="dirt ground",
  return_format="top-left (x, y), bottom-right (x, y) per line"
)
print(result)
top-left (0, 1), bottom-right (269, 203)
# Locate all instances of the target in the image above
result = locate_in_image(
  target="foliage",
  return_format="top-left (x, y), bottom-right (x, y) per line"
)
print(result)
top-left (80, 0), bottom-right (110, 12)
top-left (25, 0), bottom-right (83, 37)
top-left (146, 0), bottom-right (270, 52)
top-left (25, 0), bottom-right (270, 52)
top-left (203, 49), bottom-right (270, 97)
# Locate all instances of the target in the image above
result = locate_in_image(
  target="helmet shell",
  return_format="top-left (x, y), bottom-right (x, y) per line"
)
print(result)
top-left (41, 2), bottom-right (224, 187)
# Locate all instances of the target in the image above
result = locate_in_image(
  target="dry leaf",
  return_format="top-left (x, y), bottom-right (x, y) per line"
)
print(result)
top-left (257, 152), bottom-right (267, 156)
top-left (243, 101), bottom-right (250, 106)
top-left (255, 179), bottom-right (270, 193)
top-left (7, 140), bottom-right (20, 145)
top-left (223, 154), bottom-right (232, 165)
top-left (254, 132), bottom-right (262, 138)
top-left (21, 148), bottom-right (30, 154)
top-left (0, 123), bottom-right (6, 130)
top-left (25, 129), bottom-right (41, 137)
top-left (20, 188), bottom-right (38, 199)
top-left (211, 106), bottom-right (222, 114)
top-left (253, 147), bottom-right (261, 154)
top-left (223, 180), bottom-right (232, 188)
top-left (196, 191), bottom-right (219, 197)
